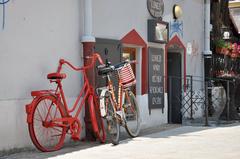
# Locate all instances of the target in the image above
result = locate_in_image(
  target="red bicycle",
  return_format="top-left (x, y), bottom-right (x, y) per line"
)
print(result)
top-left (25, 53), bottom-right (106, 152)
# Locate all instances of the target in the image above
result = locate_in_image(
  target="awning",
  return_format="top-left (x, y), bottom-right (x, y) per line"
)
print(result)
top-left (229, 8), bottom-right (240, 34)
top-left (229, 1), bottom-right (240, 34)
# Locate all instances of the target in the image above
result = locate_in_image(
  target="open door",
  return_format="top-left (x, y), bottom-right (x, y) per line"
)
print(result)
top-left (168, 52), bottom-right (182, 123)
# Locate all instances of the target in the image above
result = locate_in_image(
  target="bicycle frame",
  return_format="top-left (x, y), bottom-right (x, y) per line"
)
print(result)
top-left (98, 61), bottom-right (139, 145)
top-left (27, 53), bottom-right (104, 130)
top-left (57, 70), bottom-right (91, 118)
top-left (107, 76), bottom-right (123, 110)
top-left (25, 53), bottom-right (106, 151)
top-left (105, 72), bottom-right (130, 117)
top-left (53, 53), bottom-right (104, 121)
top-left (103, 61), bottom-right (137, 120)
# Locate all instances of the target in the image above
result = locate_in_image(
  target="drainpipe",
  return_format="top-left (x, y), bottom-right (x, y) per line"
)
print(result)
top-left (203, 0), bottom-right (212, 89)
top-left (81, 0), bottom-right (96, 141)
top-left (204, 0), bottom-right (212, 56)
top-left (82, 0), bottom-right (95, 43)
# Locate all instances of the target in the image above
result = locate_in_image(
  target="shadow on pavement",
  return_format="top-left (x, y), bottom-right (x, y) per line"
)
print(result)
top-left (0, 140), bottom-right (104, 159)
top-left (1, 123), bottom-right (239, 159)
top-left (0, 124), bottom-right (178, 159)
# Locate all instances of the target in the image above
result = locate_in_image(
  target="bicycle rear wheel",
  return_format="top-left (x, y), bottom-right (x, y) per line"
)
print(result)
top-left (28, 95), bottom-right (67, 152)
top-left (104, 92), bottom-right (120, 145)
top-left (88, 95), bottom-right (106, 143)
top-left (124, 90), bottom-right (141, 137)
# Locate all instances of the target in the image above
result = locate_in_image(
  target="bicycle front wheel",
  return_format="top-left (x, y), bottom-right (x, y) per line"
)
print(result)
top-left (88, 95), bottom-right (106, 143)
top-left (104, 92), bottom-right (120, 145)
top-left (28, 95), bottom-right (67, 152)
top-left (124, 90), bottom-right (141, 137)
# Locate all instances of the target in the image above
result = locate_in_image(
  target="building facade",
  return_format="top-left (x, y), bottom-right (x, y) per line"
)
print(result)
top-left (0, 0), bottom-right (205, 150)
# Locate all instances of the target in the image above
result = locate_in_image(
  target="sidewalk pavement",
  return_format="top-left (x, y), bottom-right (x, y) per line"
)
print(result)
top-left (1, 123), bottom-right (240, 159)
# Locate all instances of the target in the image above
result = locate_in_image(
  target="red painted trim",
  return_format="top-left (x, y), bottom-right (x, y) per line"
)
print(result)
top-left (165, 35), bottom-right (186, 92)
top-left (121, 29), bottom-right (148, 95)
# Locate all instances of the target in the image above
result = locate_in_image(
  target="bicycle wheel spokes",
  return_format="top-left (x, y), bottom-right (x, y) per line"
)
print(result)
top-left (105, 95), bottom-right (119, 145)
top-left (124, 91), bottom-right (140, 138)
top-left (30, 96), bottom-right (66, 152)
top-left (45, 100), bottom-right (53, 120)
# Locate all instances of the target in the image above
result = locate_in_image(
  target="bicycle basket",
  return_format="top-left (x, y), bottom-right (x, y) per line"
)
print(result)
top-left (118, 63), bottom-right (136, 87)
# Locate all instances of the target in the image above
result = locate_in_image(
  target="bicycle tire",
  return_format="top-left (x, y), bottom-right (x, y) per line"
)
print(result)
top-left (124, 90), bottom-right (141, 137)
top-left (28, 94), bottom-right (68, 152)
top-left (104, 92), bottom-right (120, 145)
top-left (88, 95), bottom-right (106, 143)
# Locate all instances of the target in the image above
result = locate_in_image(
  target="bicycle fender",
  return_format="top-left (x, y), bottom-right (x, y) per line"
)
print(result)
top-left (31, 90), bottom-right (56, 97)
top-left (25, 94), bottom-right (59, 124)
top-left (25, 103), bottom-right (33, 124)
top-left (100, 89), bottom-right (108, 117)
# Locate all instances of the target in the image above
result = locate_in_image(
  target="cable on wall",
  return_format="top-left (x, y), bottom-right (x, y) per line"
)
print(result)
top-left (0, 0), bottom-right (10, 29)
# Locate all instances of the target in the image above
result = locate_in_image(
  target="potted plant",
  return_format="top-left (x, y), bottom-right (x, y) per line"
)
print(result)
top-left (214, 39), bottom-right (227, 54)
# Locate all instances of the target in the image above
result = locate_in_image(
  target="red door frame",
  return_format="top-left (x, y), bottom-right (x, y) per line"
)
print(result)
top-left (165, 35), bottom-right (186, 92)
top-left (121, 29), bottom-right (148, 95)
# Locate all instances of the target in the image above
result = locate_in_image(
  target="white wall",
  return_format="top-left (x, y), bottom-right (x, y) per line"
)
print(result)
top-left (137, 93), bottom-right (168, 129)
top-left (92, 0), bottom-right (149, 41)
top-left (0, 0), bottom-right (84, 99)
top-left (92, 0), bottom-right (205, 127)
top-left (0, 0), bottom-right (205, 150)
top-left (0, 0), bottom-right (84, 150)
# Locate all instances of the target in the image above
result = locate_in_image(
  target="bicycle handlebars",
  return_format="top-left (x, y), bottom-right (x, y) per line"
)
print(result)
top-left (57, 53), bottom-right (104, 73)
top-left (56, 52), bottom-right (136, 75)
top-left (96, 60), bottom-right (137, 76)
top-left (59, 59), bottom-right (82, 71)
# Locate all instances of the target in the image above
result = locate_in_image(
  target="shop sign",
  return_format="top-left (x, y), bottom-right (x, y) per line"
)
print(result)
top-left (147, 0), bottom-right (164, 19)
top-left (148, 47), bottom-right (164, 112)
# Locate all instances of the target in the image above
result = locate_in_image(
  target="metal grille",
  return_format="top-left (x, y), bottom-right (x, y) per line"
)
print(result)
top-left (169, 75), bottom-right (239, 126)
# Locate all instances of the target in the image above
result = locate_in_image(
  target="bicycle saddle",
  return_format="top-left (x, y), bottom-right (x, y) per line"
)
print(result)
top-left (98, 66), bottom-right (114, 75)
top-left (47, 73), bottom-right (66, 79)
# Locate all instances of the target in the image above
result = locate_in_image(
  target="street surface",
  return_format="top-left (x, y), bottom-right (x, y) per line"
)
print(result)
top-left (1, 123), bottom-right (240, 159)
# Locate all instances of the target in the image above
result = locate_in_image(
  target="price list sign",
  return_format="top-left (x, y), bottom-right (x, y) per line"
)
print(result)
top-left (148, 47), bottom-right (164, 110)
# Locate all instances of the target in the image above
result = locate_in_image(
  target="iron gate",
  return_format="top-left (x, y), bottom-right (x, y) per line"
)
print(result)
top-left (168, 75), bottom-right (240, 126)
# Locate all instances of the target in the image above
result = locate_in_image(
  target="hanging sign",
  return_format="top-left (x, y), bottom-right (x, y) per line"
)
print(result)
top-left (147, 0), bottom-right (164, 19)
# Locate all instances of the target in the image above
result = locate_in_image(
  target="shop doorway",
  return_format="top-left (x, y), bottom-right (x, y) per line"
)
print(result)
top-left (122, 47), bottom-right (137, 95)
top-left (167, 52), bottom-right (182, 123)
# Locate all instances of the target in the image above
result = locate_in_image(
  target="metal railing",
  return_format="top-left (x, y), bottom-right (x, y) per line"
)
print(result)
top-left (167, 75), bottom-right (240, 126)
